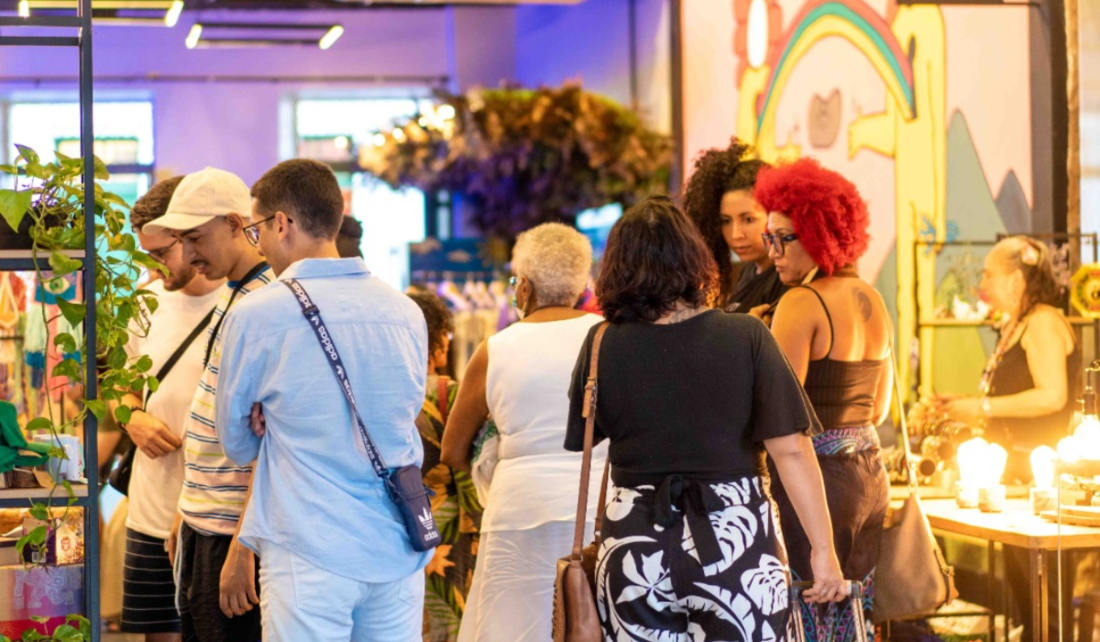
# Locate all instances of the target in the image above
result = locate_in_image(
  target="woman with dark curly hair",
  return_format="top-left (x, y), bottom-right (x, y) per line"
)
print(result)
top-left (565, 195), bottom-right (848, 641)
top-left (754, 158), bottom-right (890, 642)
top-left (408, 291), bottom-right (482, 642)
top-left (682, 138), bottom-right (781, 314)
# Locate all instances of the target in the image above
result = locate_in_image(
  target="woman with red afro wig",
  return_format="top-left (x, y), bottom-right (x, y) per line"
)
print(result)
top-left (755, 158), bottom-right (892, 642)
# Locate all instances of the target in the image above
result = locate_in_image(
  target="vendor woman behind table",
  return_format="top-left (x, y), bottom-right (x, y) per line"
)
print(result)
top-left (755, 158), bottom-right (891, 642)
top-left (682, 137), bottom-right (783, 316)
top-left (943, 236), bottom-right (1080, 479)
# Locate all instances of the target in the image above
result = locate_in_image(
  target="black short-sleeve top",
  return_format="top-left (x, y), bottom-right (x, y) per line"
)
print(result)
top-left (564, 310), bottom-right (821, 486)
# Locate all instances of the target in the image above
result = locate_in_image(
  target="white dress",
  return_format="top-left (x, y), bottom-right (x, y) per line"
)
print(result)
top-left (458, 314), bottom-right (608, 642)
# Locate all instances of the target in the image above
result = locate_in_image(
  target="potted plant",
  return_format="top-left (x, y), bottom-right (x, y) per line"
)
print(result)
top-left (0, 145), bottom-right (160, 641)
top-left (359, 84), bottom-right (673, 237)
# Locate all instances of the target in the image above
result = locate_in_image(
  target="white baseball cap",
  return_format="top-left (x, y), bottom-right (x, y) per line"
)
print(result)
top-left (142, 167), bottom-right (252, 234)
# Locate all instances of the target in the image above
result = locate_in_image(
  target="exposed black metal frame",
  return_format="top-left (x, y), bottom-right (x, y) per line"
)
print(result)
top-left (0, 2), bottom-right (99, 638)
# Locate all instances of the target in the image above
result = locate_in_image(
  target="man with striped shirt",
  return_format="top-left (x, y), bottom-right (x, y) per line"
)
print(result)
top-left (144, 167), bottom-right (271, 642)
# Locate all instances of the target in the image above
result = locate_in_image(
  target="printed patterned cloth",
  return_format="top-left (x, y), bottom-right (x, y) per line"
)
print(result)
top-left (417, 377), bottom-right (482, 642)
top-left (596, 476), bottom-right (793, 641)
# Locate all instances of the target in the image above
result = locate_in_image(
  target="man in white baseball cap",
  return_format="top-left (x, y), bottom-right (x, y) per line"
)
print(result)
top-left (147, 167), bottom-right (272, 642)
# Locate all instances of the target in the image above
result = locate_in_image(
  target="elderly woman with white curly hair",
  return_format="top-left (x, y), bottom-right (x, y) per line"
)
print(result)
top-left (442, 222), bottom-right (607, 642)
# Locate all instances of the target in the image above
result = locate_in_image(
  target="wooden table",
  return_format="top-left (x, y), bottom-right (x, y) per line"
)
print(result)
top-left (922, 499), bottom-right (1100, 642)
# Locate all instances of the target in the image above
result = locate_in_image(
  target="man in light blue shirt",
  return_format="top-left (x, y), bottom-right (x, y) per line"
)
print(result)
top-left (216, 159), bottom-right (430, 642)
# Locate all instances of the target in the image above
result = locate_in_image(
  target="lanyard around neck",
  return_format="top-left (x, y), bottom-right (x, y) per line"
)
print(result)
top-left (203, 261), bottom-right (269, 368)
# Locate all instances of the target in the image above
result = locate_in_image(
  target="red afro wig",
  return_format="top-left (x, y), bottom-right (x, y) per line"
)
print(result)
top-left (754, 158), bottom-right (871, 275)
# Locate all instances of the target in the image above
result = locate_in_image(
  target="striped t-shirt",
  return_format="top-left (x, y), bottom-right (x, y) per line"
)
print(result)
top-left (178, 265), bottom-right (273, 536)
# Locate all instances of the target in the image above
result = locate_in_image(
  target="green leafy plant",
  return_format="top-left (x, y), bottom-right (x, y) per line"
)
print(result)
top-left (0, 145), bottom-right (161, 641)
top-left (0, 615), bottom-right (91, 642)
top-left (359, 84), bottom-right (673, 237)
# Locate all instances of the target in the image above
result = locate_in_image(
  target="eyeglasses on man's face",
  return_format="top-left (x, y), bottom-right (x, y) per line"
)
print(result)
top-left (145, 239), bottom-right (178, 264)
top-left (762, 232), bottom-right (800, 257)
top-left (243, 215), bottom-right (277, 247)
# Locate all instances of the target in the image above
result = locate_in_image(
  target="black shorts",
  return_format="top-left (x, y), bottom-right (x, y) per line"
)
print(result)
top-left (121, 528), bottom-right (181, 634)
top-left (178, 522), bottom-right (262, 642)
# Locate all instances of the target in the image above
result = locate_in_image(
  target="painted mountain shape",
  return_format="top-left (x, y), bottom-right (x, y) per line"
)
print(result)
top-left (995, 170), bottom-right (1031, 235)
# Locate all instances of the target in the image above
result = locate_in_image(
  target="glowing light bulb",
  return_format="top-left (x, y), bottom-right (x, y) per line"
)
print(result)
top-left (1075, 415), bottom-right (1100, 460)
top-left (319, 25), bottom-right (344, 51)
top-left (372, 134), bottom-right (385, 147)
top-left (1059, 436), bottom-right (1080, 464)
top-left (985, 443), bottom-right (1007, 487)
top-left (334, 136), bottom-right (349, 150)
top-left (185, 24), bottom-right (203, 49)
top-left (957, 438), bottom-right (986, 484)
top-left (1031, 446), bottom-right (1057, 488)
top-left (392, 128), bottom-right (407, 143)
top-left (438, 104), bottom-right (456, 121)
top-left (164, 0), bottom-right (184, 27)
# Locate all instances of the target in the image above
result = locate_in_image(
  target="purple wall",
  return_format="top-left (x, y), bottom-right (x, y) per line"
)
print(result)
top-left (0, 8), bottom-right (452, 182)
top-left (0, 1), bottom-right (671, 225)
top-left (515, 0), bottom-right (671, 132)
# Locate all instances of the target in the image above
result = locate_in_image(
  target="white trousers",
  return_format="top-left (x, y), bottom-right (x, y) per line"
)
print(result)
top-left (258, 541), bottom-right (424, 642)
top-left (458, 520), bottom-right (592, 642)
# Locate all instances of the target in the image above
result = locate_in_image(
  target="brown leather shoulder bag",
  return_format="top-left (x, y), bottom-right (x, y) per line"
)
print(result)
top-left (552, 322), bottom-right (611, 642)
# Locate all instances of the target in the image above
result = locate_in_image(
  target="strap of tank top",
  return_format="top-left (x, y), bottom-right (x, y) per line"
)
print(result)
top-left (798, 285), bottom-right (835, 358)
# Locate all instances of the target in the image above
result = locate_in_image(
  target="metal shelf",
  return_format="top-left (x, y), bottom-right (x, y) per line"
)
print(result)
top-left (0, 16), bottom-right (85, 27)
top-left (0, 36), bottom-right (80, 47)
top-left (0, 248), bottom-right (86, 271)
top-left (0, 484), bottom-right (89, 509)
top-left (2, 0), bottom-right (100, 635)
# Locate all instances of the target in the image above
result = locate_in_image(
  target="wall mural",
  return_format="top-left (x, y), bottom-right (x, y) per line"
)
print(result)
top-left (683, 0), bottom-right (1037, 396)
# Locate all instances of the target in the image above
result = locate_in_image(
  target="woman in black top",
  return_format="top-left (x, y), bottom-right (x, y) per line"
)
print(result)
top-left (755, 159), bottom-right (891, 642)
top-left (943, 236), bottom-right (1079, 475)
top-left (564, 196), bottom-right (847, 642)
top-left (683, 138), bottom-right (784, 316)
top-left (941, 237), bottom-right (1079, 642)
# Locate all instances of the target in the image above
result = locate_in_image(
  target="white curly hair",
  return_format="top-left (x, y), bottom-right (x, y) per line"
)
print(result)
top-left (512, 222), bottom-right (593, 307)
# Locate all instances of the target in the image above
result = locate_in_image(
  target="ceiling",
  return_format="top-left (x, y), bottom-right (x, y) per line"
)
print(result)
top-left (0, 0), bottom-right (583, 10)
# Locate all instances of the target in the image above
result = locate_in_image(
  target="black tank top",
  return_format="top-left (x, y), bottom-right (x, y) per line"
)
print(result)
top-left (987, 317), bottom-right (1081, 448)
top-left (799, 286), bottom-right (889, 431)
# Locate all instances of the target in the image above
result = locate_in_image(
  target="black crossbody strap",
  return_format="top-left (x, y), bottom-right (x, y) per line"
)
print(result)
top-left (283, 279), bottom-right (389, 478)
top-left (203, 261), bottom-right (268, 368)
top-left (146, 306), bottom-right (216, 406)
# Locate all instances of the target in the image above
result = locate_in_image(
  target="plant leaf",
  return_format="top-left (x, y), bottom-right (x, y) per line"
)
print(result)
top-left (14, 145), bottom-right (39, 165)
top-left (51, 625), bottom-right (82, 642)
top-left (108, 347), bottom-right (127, 370)
top-left (0, 189), bottom-right (31, 232)
top-left (135, 355), bottom-right (153, 373)
top-left (92, 156), bottom-right (109, 181)
top-left (86, 400), bottom-right (107, 422)
top-left (25, 417), bottom-right (53, 432)
top-left (147, 375), bottom-right (160, 393)
top-left (53, 333), bottom-right (77, 354)
top-left (51, 359), bottom-right (80, 381)
top-left (113, 405), bottom-right (131, 425)
top-left (56, 299), bottom-right (85, 326)
top-left (48, 251), bottom-right (83, 277)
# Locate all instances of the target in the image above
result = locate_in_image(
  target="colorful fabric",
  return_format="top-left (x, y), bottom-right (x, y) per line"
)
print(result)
top-left (811, 426), bottom-right (880, 456)
top-left (418, 376), bottom-right (482, 642)
top-left (596, 477), bottom-right (794, 641)
top-left (177, 265), bottom-right (272, 536)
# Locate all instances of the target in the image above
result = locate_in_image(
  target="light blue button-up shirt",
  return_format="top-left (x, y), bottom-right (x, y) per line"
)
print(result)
top-left (216, 257), bottom-right (431, 582)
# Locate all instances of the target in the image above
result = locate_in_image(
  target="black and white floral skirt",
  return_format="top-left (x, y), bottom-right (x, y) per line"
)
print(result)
top-left (595, 475), bottom-right (792, 642)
